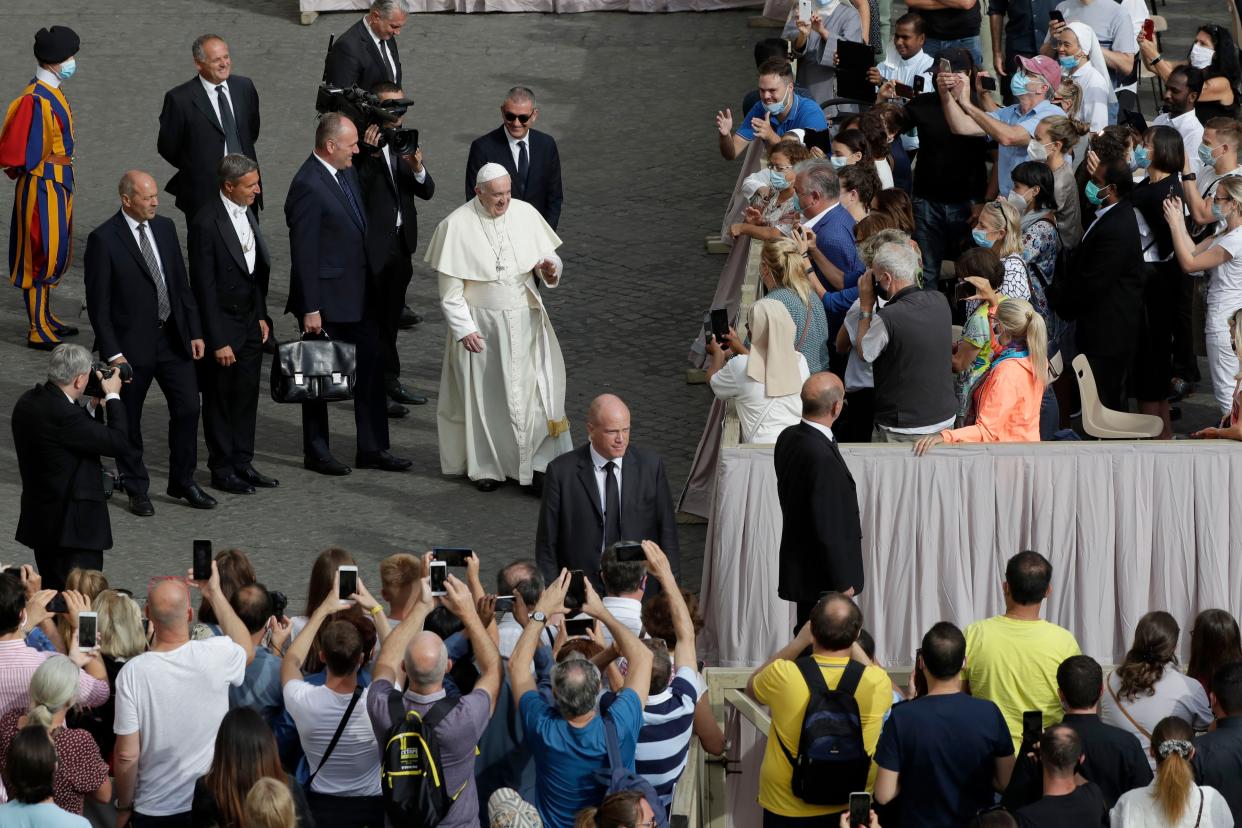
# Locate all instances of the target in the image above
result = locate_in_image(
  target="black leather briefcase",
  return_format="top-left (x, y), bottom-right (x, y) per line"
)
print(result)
top-left (269, 334), bottom-right (356, 403)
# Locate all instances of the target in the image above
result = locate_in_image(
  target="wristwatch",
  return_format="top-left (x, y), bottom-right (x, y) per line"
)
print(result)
top-left (530, 611), bottom-right (548, 625)
top-left (1183, 172), bottom-right (1197, 181)
top-left (1150, 55), bottom-right (1163, 66)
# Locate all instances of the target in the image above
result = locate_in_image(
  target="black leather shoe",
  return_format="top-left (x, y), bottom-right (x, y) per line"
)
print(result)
top-left (386, 400), bottom-right (409, 418)
top-left (237, 465), bottom-right (279, 488)
top-left (356, 450), bottom-right (412, 471)
top-left (398, 306), bottom-right (422, 329)
top-left (211, 472), bottom-right (255, 495)
top-left (475, 479), bottom-right (502, 492)
top-left (53, 325), bottom-right (79, 337)
top-left (387, 383), bottom-right (429, 405)
top-left (26, 340), bottom-right (59, 351)
top-left (167, 482), bottom-right (218, 509)
top-left (128, 494), bottom-right (155, 517)
top-left (304, 455), bottom-right (352, 476)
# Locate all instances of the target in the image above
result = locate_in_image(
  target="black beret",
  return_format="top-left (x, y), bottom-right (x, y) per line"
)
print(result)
top-left (33, 26), bottom-right (80, 65)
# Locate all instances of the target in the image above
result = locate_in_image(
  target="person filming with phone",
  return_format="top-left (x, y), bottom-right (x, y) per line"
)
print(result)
top-left (11, 343), bottom-right (129, 591)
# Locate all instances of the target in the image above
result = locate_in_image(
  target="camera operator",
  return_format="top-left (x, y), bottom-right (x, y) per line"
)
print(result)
top-left (10, 343), bottom-right (129, 590)
top-left (355, 81), bottom-right (435, 413)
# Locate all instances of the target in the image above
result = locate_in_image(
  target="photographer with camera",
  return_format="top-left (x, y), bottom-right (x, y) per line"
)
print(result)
top-left (11, 343), bottom-right (129, 590)
top-left (355, 81), bottom-right (434, 415)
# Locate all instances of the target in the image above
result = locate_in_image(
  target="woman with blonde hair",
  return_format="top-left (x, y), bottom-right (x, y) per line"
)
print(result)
top-left (973, 199), bottom-right (1033, 303)
top-left (758, 236), bottom-right (829, 373)
top-left (707, 298), bottom-right (810, 443)
top-left (914, 297), bottom-right (1047, 454)
top-left (0, 654), bottom-right (111, 815)
top-left (1110, 716), bottom-right (1232, 826)
top-left (242, 777), bottom-right (299, 828)
top-left (55, 569), bottom-right (108, 650)
top-left (68, 588), bottom-right (146, 761)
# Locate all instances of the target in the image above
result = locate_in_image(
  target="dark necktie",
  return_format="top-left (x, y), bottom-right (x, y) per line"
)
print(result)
top-left (516, 140), bottom-right (529, 195)
top-left (215, 85), bottom-right (243, 155)
top-left (603, 461), bottom-right (621, 547)
top-left (380, 39), bottom-right (396, 82)
top-left (137, 223), bottom-right (171, 322)
top-left (335, 171), bottom-right (364, 227)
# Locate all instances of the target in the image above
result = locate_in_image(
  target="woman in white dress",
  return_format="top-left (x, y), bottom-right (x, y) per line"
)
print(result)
top-left (1110, 716), bottom-right (1233, 827)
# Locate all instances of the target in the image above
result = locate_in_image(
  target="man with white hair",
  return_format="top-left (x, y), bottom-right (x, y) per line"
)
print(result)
top-left (324, 0), bottom-right (407, 93)
top-left (369, 567), bottom-right (501, 828)
top-left (855, 240), bottom-right (957, 442)
top-left (424, 162), bottom-right (570, 492)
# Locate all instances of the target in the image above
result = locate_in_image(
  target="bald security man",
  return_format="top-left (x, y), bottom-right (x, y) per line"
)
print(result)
top-left (84, 170), bottom-right (214, 516)
top-left (535, 394), bottom-right (680, 587)
top-left (774, 372), bottom-right (863, 630)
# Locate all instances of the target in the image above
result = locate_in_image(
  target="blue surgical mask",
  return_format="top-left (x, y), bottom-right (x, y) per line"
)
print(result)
top-left (56, 57), bottom-right (76, 80)
top-left (1200, 143), bottom-right (1220, 168)
top-left (972, 228), bottom-right (994, 248)
top-left (1058, 55), bottom-right (1079, 72)
top-left (830, 155), bottom-right (847, 169)
top-left (769, 170), bottom-right (789, 190)
top-left (1213, 202), bottom-right (1227, 222)
top-left (1085, 179), bottom-right (1108, 206)
top-left (763, 87), bottom-right (789, 116)
top-left (1131, 146), bottom-right (1150, 170)
top-left (1010, 71), bottom-right (1029, 97)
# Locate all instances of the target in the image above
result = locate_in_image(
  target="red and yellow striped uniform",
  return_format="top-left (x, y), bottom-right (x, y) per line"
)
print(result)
top-left (0, 78), bottom-right (75, 345)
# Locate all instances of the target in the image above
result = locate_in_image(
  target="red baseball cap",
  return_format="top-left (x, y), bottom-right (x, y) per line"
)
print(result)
top-left (1017, 55), bottom-right (1062, 92)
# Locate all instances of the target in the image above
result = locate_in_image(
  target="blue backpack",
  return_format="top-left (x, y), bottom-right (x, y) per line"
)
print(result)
top-left (590, 715), bottom-right (669, 828)
top-left (775, 657), bottom-right (871, 806)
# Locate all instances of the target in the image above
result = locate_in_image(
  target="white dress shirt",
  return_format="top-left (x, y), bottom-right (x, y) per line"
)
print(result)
top-left (1082, 200), bottom-right (1118, 240)
top-left (220, 193), bottom-right (257, 273)
top-left (1152, 110), bottom-right (1205, 172)
top-left (588, 444), bottom-right (623, 518)
top-left (198, 75), bottom-right (236, 156)
top-left (800, 200), bottom-right (838, 233)
top-left (506, 129), bottom-right (529, 172)
top-left (362, 17), bottom-right (397, 82)
top-left (801, 418), bottom-right (836, 443)
top-left (34, 66), bottom-right (60, 89)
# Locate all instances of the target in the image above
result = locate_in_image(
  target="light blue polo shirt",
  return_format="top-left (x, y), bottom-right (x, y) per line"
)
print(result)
top-left (987, 99), bottom-right (1063, 194)
top-left (736, 93), bottom-right (828, 142)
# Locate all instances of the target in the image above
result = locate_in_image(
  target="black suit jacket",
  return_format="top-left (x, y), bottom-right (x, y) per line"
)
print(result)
top-left (187, 196), bottom-right (271, 353)
top-left (12, 383), bottom-right (129, 552)
top-left (84, 212), bottom-right (203, 366)
top-left (355, 146), bottom-right (435, 269)
top-left (156, 75), bottom-right (261, 216)
top-left (464, 127), bottom-right (563, 230)
top-left (324, 19), bottom-right (402, 91)
top-left (284, 155), bottom-right (368, 323)
top-left (1058, 201), bottom-right (1146, 359)
top-left (536, 444), bottom-right (680, 583)
top-left (773, 422), bottom-right (864, 602)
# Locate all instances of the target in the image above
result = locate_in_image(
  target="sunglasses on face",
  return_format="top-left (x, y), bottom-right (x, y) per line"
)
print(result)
top-left (503, 111), bottom-right (532, 124)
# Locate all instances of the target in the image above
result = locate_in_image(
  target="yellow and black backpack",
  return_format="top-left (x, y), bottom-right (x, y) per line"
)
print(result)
top-left (381, 692), bottom-right (458, 826)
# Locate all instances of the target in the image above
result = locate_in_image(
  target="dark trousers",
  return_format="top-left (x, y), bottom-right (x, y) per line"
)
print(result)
top-left (1173, 272), bottom-right (1201, 382)
top-left (199, 325), bottom-right (262, 474)
top-left (118, 323), bottom-right (201, 495)
top-left (34, 547), bottom-right (103, 591)
top-left (913, 198), bottom-right (974, 292)
top-left (374, 233), bottom-right (414, 386)
top-left (1086, 352), bottom-right (1131, 411)
top-left (764, 809), bottom-right (842, 826)
top-left (299, 316), bottom-right (388, 462)
top-left (836, 387), bottom-right (875, 443)
top-left (305, 792), bottom-right (385, 828)
top-left (131, 812), bottom-right (192, 828)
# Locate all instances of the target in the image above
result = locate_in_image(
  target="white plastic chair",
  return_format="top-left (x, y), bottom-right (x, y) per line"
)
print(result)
top-left (1072, 354), bottom-right (1163, 438)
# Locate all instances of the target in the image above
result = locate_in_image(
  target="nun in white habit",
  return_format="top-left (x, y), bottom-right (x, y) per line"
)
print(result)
top-left (424, 162), bottom-right (572, 491)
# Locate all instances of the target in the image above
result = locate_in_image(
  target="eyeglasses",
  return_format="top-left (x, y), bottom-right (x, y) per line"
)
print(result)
top-left (502, 111), bottom-right (532, 124)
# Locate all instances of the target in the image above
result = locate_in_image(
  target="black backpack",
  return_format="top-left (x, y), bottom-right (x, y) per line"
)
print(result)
top-left (775, 657), bottom-right (871, 806)
top-left (381, 690), bottom-right (459, 827)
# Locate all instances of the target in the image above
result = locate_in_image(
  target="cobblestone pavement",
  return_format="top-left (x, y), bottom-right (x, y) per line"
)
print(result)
top-left (0, 0), bottom-right (1225, 609)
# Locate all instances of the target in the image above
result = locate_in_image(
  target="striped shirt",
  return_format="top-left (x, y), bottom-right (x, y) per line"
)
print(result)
top-left (635, 666), bottom-right (704, 808)
top-left (0, 639), bottom-right (110, 715)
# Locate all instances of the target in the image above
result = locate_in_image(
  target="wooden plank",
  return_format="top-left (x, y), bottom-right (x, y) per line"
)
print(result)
top-left (686, 368), bottom-right (708, 385)
top-left (724, 688), bottom-right (771, 735)
top-left (300, 10), bottom-right (319, 24)
top-left (705, 236), bottom-right (730, 254)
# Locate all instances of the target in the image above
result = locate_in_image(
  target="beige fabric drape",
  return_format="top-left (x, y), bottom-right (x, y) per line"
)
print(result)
top-left (301, 0), bottom-right (761, 12)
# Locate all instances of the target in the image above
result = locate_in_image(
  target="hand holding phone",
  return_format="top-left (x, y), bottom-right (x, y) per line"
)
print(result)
top-left (848, 792), bottom-right (872, 828)
top-left (432, 547), bottom-right (474, 567)
top-left (613, 542), bottom-right (645, 563)
top-left (979, 75), bottom-right (997, 92)
top-left (1142, 17), bottom-right (1154, 40)
top-left (493, 595), bottom-right (516, 615)
top-left (429, 561), bottom-right (448, 597)
top-left (337, 565), bottom-right (358, 602)
top-left (565, 617), bottom-right (595, 637)
top-left (193, 540), bottom-right (213, 582)
top-left (937, 57), bottom-right (952, 76)
top-left (45, 593), bottom-right (69, 614)
top-left (1022, 710), bottom-right (1044, 746)
top-left (954, 280), bottom-right (976, 303)
top-left (77, 611), bottom-right (98, 651)
top-left (710, 307), bottom-right (730, 345)
top-left (567, 570), bottom-right (586, 609)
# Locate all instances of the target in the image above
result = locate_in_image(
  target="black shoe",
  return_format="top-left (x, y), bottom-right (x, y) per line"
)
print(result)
top-left (387, 383), bottom-right (429, 405)
top-left (475, 479), bottom-right (502, 492)
top-left (52, 325), bottom-right (79, 337)
top-left (1168, 378), bottom-right (1195, 402)
top-left (398, 306), bottom-right (422, 329)
top-left (128, 494), bottom-right (155, 517)
top-left (26, 340), bottom-right (59, 351)
top-left (237, 465), bottom-right (279, 488)
top-left (386, 400), bottom-right (409, 418)
top-left (167, 482), bottom-right (218, 509)
top-left (356, 450), bottom-right (412, 471)
top-left (211, 472), bottom-right (255, 495)
top-left (524, 471), bottom-right (545, 497)
top-left (304, 455), bottom-right (352, 476)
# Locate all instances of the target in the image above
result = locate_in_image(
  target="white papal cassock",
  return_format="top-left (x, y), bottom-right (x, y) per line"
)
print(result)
top-left (424, 197), bottom-right (572, 485)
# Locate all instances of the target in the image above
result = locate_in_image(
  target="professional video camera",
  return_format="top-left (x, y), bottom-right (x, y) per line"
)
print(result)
top-left (83, 361), bottom-right (133, 399)
top-left (316, 83), bottom-right (419, 156)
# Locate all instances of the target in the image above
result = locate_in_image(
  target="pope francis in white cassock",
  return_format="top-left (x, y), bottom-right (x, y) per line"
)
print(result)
top-left (424, 163), bottom-right (572, 491)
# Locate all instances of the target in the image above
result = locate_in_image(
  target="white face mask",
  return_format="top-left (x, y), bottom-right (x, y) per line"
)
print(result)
top-left (1190, 43), bottom-right (1215, 70)
top-left (1027, 140), bottom-right (1051, 162)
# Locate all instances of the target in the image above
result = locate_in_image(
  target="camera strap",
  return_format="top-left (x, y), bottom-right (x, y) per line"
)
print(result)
top-left (306, 685), bottom-right (364, 788)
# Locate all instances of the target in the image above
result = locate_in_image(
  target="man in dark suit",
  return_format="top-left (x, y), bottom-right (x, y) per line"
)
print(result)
top-left (323, 0), bottom-right (406, 93)
top-left (156, 35), bottom-right (261, 221)
top-left (84, 170), bottom-right (214, 516)
top-left (355, 81), bottom-right (434, 414)
top-left (774, 372), bottom-right (864, 630)
top-left (1054, 157), bottom-right (1145, 410)
top-left (286, 113), bottom-right (410, 476)
top-left (464, 87), bottom-right (563, 230)
top-left (188, 154), bottom-right (278, 495)
top-left (535, 394), bottom-right (679, 586)
top-left (12, 344), bottom-right (129, 590)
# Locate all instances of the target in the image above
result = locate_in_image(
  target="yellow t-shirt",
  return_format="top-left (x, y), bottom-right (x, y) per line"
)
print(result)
top-left (752, 655), bottom-right (893, 817)
top-left (964, 615), bottom-right (1081, 753)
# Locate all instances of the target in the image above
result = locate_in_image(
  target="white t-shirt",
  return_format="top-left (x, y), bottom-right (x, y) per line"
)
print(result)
top-left (709, 353), bottom-right (809, 443)
top-left (114, 637), bottom-right (247, 815)
top-left (1152, 111), bottom-right (1204, 173)
top-left (874, 159), bottom-right (894, 189)
top-left (1110, 782), bottom-right (1233, 828)
top-left (1206, 225), bottom-right (1242, 329)
top-left (1099, 666), bottom-right (1213, 770)
top-left (599, 596), bottom-right (645, 646)
top-left (282, 680), bottom-right (382, 796)
top-left (842, 298), bottom-right (885, 392)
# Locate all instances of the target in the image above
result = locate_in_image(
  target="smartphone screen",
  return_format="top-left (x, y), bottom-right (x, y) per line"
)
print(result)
top-left (955, 281), bottom-right (975, 303)
top-left (848, 792), bottom-right (871, 828)
top-left (338, 566), bottom-right (358, 600)
top-left (432, 547), bottom-right (473, 567)
top-left (494, 595), bottom-right (515, 614)
top-left (980, 75), bottom-right (997, 91)
top-left (613, 542), bottom-right (645, 563)
top-left (1023, 710), bottom-right (1043, 744)
top-left (192, 539), bottom-right (212, 581)
top-left (566, 617), bottom-right (594, 637)
top-left (568, 570), bottom-right (586, 607)
top-left (78, 612), bottom-right (98, 650)
top-left (430, 562), bottom-right (448, 596)
top-left (913, 75), bottom-right (926, 93)
top-left (710, 307), bottom-right (729, 342)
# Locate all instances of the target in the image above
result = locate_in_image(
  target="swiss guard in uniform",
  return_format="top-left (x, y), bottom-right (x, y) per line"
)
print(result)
top-left (0, 26), bottom-right (80, 350)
